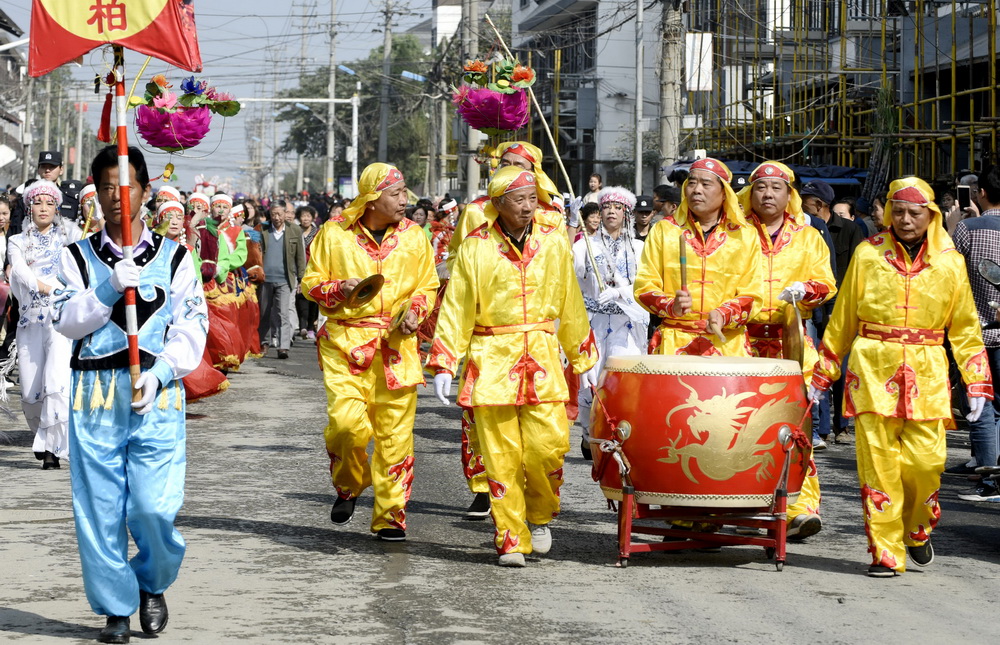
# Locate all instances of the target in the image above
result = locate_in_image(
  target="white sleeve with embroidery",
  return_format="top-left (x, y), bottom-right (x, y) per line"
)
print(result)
top-left (52, 246), bottom-right (114, 339)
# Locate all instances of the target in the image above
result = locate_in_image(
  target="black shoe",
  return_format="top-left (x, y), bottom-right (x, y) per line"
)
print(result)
top-left (906, 540), bottom-right (934, 567)
top-left (277, 349), bottom-right (289, 359)
top-left (867, 564), bottom-right (898, 577)
top-left (944, 462), bottom-right (978, 476)
top-left (330, 496), bottom-right (357, 525)
top-left (41, 451), bottom-right (60, 470)
top-left (580, 436), bottom-right (593, 461)
top-left (957, 482), bottom-right (1000, 502)
top-left (138, 590), bottom-right (168, 634)
top-left (98, 616), bottom-right (130, 643)
top-left (377, 528), bottom-right (406, 541)
top-left (465, 492), bottom-right (491, 519)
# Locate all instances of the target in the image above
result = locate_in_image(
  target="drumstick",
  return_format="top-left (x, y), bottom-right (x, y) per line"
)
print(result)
top-left (707, 318), bottom-right (726, 344)
top-left (678, 235), bottom-right (687, 291)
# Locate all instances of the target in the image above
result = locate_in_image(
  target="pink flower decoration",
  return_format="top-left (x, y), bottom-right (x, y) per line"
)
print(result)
top-left (152, 92), bottom-right (177, 110)
top-left (135, 105), bottom-right (212, 152)
top-left (453, 86), bottom-right (529, 134)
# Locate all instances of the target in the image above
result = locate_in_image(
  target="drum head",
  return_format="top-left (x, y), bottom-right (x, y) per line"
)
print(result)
top-left (345, 274), bottom-right (385, 308)
top-left (781, 302), bottom-right (805, 366)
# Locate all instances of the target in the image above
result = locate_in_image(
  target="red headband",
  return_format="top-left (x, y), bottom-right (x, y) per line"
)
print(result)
top-left (891, 186), bottom-right (930, 205)
top-left (750, 163), bottom-right (790, 184)
top-left (505, 170), bottom-right (536, 193)
top-left (504, 143), bottom-right (536, 165)
top-left (376, 167), bottom-right (405, 191)
top-left (689, 157), bottom-right (730, 183)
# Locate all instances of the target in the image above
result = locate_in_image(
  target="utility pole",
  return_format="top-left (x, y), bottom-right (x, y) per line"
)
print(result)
top-left (326, 0), bottom-right (338, 194)
top-left (634, 0), bottom-right (644, 194)
top-left (43, 76), bottom-right (52, 151)
top-left (659, 1), bottom-right (684, 184)
top-left (378, 0), bottom-right (393, 161)
top-left (295, 1), bottom-right (310, 195)
top-left (74, 90), bottom-right (85, 180)
top-left (22, 77), bottom-right (35, 183)
top-left (352, 81), bottom-right (361, 193)
top-left (462, 0), bottom-right (480, 198)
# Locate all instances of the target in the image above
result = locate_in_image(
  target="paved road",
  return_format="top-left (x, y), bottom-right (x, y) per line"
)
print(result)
top-left (2, 341), bottom-right (999, 644)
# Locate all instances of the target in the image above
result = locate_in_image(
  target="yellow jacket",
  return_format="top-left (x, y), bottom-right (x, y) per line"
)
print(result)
top-left (302, 216), bottom-right (439, 389)
top-left (428, 208), bottom-right (598, 407)
top-left (633, 209), bottom-right (763, 356)
top-left (813, 231), bottom-right (992, 420)
top-left (447, 196), bottom-right (565, 273)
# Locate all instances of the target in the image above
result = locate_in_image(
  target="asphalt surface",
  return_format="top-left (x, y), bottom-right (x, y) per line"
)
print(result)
top-left (2, 340), bottom-right (999, 644)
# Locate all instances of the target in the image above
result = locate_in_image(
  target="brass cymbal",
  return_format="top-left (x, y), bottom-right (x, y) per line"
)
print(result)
top-left (343, 274), bottom-right (385, 308)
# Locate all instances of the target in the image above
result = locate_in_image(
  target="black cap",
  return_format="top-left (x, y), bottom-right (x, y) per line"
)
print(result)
top-left (38, 150), bottom-right (62, 166)
top-left (61, 180), bottom-right (83, 200)
top-left (799, 180), bottom-right (835, 205)
top-left (635, 195), bottom-right (654, 211)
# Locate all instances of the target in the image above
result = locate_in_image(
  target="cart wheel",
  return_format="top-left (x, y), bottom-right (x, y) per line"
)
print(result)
top-left (618, 558), bottom-right (629, 568)
top-left (765, 547), bottom-right (776, 560)
top-left (775, 561), bottom-right (784, 572)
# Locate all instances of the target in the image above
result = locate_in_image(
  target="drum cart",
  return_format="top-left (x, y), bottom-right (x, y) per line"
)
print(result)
top-left (590, 404), bottom-right (813, 571)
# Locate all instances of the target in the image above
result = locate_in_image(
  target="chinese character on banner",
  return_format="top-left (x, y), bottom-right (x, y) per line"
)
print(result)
top-left (87, 0), bottom-right (128, 34)
top-left (28, 0), bottom-right (202, 77)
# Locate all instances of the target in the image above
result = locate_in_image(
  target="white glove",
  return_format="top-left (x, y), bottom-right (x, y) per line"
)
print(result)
top-left (567, 197), bottom-right (584, 227)
top-left (967, 395), bottom-right (986, 423)
top-left (110, 259), bottom-right (140, 293)
top-left (580, 367), bottom-right (599, 391)
top-left (434, 372), bottom-right (452, 406)
top-left (597, 287), bottom-right (622, 306)
top-left (808, 385), bottom-right (822, 403)
top-left (779, 281), bottom-right (806, 304)
top-left (131, 372), bottom-right (161, 415)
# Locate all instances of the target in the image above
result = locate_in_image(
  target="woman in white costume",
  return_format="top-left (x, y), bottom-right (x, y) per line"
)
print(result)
top-left (8, 180), bottom-right (73, 469)
top-left (572, 186), bottom-right (648, 456)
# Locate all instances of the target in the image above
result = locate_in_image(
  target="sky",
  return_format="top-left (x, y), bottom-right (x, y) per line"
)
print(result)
top-left (0, 0), bottom-right (435, 192)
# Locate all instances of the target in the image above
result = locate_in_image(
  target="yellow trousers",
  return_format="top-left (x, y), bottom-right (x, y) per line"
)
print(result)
top-left (461, 407), bottom-right (489, 494)
top-left (855, 413), bottom-right (945, 572)
top-left (319, 338), bottom-right (416, 532)
top-left (474, 403), bottom-right (569, 555)
top-left (787, 450), bottom-right (821, 523)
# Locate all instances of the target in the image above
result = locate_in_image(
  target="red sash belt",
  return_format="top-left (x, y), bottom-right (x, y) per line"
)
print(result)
top-left (746, 322), bottom-right (783, 339)
top-left (858, 321), bottom-right (944, 346)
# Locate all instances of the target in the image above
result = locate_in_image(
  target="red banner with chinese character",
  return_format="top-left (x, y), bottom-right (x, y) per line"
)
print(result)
top-left (28, 0), bottom-right (202, 77)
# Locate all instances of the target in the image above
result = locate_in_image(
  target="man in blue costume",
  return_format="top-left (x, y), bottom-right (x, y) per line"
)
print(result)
top-left (54, 146), bottom-right (207, 644)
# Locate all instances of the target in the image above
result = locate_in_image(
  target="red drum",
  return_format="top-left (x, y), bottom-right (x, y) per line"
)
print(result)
top-left (591, 355), bottom-right (810, 509)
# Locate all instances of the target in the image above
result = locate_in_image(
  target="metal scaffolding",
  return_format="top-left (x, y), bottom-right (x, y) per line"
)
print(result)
top-left (689, 0), bottom-right (1000, 183)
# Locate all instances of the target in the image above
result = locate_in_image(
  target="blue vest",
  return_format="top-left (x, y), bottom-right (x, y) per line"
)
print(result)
top-left (65, 233), bottom-right (187, 371)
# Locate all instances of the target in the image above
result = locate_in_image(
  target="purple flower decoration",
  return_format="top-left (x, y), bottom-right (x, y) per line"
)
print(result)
top-left (181, 76), bottom-right (205, 95)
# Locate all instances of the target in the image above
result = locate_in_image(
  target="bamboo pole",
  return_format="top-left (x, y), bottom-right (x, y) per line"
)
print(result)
top-left (483, 13), bottom-right (606, 291)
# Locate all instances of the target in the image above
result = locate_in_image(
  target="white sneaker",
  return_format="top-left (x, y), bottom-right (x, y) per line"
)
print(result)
top-left (531, 525), bottom-right (552, 555)
top-left (498, 553), bottom-right (525, 567)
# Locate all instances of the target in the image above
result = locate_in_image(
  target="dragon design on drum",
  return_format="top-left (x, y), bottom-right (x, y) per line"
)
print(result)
top-left (658, 380), bottom-right (798, 484)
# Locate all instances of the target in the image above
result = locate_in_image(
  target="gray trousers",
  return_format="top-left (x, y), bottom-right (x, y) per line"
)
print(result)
top-left (258, 281), bottom-right (293, 350)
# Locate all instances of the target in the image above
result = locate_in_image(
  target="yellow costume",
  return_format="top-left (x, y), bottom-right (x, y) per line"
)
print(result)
top-left (428, 167), bottom-right (597, 556)
top-left (634, 158), bottom-right (763, 356)
top-left (739, 161), bottom-right (838, 530)
top-left (812, 177), bottom-right (992, 572)
top-left (445, 142), bottom-right (566, 497)
top-left (302, 163), bottom-right (439, 533)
